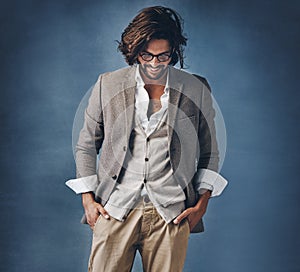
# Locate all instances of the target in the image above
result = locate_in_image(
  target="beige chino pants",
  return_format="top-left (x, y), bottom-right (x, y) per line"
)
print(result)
top-left (88, 198), bottom-right (190, 272)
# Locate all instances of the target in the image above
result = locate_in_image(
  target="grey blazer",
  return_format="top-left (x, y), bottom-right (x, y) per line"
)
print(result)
top-left (76, 65), bottom-right (219, 233)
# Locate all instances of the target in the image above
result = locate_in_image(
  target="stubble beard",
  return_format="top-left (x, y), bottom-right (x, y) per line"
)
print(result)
top-left (140, 64), bottom-right (168, 83)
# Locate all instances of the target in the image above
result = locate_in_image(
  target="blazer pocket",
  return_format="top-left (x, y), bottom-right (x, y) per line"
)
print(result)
top-left (176, 114), bottom-right (195, 121)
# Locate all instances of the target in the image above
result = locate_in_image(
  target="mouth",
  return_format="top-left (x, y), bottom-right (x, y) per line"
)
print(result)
top-left (147, 66), bottom-right (162, 73)
top-left (140, 64), bottom-right (167, 80)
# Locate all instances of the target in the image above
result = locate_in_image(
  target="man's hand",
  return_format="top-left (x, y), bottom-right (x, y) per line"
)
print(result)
top-left (82, 192), bottom-right (110, 230)
top-left (173, 190), bottom-right (211, 232)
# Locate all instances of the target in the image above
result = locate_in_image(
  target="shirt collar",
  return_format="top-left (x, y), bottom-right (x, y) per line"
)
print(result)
top-left (135, 64), bottom-right (170, 94)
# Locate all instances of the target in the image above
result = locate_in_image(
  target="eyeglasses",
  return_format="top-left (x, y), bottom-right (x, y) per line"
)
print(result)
top-left (139, 52), bottom-right (171, 62)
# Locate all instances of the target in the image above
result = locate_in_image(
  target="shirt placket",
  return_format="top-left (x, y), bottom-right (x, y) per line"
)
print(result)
top-left (143, 136), bottom-right (150, 184)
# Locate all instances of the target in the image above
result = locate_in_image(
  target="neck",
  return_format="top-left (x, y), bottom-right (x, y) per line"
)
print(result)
top-left (144, 84), bottom-right (165, 96)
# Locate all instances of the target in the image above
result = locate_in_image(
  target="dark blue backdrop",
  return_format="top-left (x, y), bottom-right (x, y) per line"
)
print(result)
top-left (1, 0), bottom-right (299, 271)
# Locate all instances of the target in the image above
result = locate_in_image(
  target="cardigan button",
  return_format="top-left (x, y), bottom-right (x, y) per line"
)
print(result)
top-left (112, 175), bottom-right (117, 180)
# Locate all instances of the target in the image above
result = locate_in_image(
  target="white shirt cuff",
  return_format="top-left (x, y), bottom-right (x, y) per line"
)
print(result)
top-left (65, 175), bottom-right (98, 194)
top-left (195, 169), bottom-right (228, 197)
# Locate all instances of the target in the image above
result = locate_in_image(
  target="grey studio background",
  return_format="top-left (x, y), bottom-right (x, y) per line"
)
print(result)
top-left (0, 0), bottom-right (299, 271)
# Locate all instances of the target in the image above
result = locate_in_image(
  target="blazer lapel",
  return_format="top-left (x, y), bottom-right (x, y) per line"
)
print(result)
top-left (122, 66), bottom-right (137, 141)
top-left (168, 66), bottom-right (184, 141)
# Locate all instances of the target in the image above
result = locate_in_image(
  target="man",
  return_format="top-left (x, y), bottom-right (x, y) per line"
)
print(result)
top-left (66, 6), bottom-right (228, 272)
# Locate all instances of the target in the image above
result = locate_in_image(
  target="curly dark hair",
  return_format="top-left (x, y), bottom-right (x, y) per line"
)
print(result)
top-left (117, 6), bottom-right (187, 68)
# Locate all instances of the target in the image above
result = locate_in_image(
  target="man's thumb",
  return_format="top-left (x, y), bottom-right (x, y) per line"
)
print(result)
top-left (98, 205), bottom-right (110, 219)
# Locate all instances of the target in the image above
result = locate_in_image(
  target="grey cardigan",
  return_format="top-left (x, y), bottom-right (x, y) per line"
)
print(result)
top-left (75, 65), bottom-right (219, 232)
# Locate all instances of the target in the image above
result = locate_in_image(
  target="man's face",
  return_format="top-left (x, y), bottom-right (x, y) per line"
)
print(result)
top-left (137, 39), bottom-right (172, 81)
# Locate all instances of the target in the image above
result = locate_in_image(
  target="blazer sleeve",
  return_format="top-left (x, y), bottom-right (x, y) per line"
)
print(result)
top-left (75, 74), bottom-right (104, 179)
top-left (192, 75), bottom-right (228, 197)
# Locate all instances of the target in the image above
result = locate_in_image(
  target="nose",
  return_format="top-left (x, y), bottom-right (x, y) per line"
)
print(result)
top-left (149, 56), bottom-right (159, 66)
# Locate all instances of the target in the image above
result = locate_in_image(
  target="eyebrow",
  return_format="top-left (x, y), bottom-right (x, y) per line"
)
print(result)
top-left (142, 50), bottom-right (171, 55)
